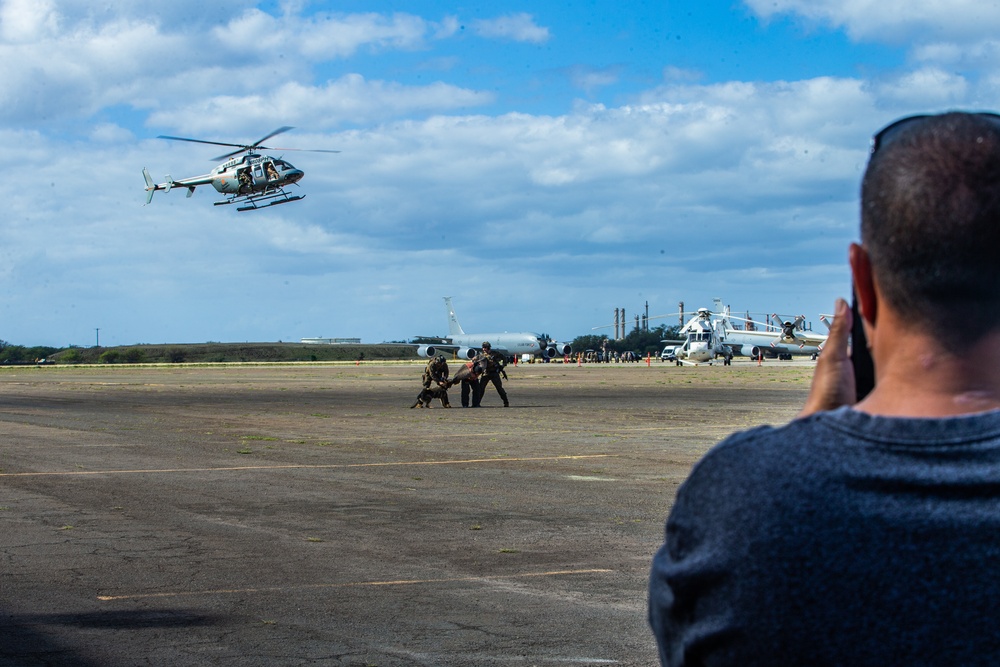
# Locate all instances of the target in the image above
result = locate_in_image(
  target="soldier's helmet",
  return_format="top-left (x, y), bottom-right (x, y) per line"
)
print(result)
top-left (435, 355), bottom-right (446, 363)
top-left (482, 341), bottom-right (491, 349)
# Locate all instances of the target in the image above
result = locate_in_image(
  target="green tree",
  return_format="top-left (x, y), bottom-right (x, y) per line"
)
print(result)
top-left (99, 350), bottom-right (120, 364)
top-left (0, 345), bottom-right (25, 363)
top-left (61, 349), bottom-right (83, 364)
top-left (570, 334), bottom-right (610, 353)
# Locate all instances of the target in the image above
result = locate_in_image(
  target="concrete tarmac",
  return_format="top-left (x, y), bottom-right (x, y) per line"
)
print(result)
top-left (0, 360), bottom-right (812, 666)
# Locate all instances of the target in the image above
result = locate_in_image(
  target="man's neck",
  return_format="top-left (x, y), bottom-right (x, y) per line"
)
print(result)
top-left (856, 319), bottom-right (1000, 418)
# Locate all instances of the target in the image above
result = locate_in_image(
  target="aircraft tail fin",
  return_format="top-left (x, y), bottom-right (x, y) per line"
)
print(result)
top-left (142, 168), bottom-right (155, 205)
top-left (444, 297), bottom-right (465, 336)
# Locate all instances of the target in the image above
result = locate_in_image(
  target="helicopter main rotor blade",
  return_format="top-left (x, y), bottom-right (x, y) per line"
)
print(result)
top-left (251, 126), bottom-right (294, 147)
top-left (157, 135), bottom-right (250, 149)
top-left (158, 127), bottom-right (340, 161)
top-left (210, 149), bottom-right (247, 161)
top-left (256, 147), bottom-right (342, 154)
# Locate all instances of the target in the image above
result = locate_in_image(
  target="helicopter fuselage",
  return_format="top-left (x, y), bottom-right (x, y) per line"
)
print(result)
top-left (211, 153), bottom-right (303, 195)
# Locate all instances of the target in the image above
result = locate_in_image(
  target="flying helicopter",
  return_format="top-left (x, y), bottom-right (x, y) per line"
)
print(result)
top-left (142, 127), bottom-right (338, 211)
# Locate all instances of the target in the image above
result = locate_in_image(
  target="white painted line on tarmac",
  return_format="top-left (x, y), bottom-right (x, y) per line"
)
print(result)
top-left (96, 568), bottom-right (614, 601)
top-left (0, 454), bottom-right (615, 478)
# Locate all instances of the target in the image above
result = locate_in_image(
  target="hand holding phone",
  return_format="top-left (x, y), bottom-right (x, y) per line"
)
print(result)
top-left (799, 298), bottom-right (859, 417)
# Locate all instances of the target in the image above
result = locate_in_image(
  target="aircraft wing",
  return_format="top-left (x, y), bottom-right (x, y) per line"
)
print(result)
top-left (791, 332), bottom-right (828, 347)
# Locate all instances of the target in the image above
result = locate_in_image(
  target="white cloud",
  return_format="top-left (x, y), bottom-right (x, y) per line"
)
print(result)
top-left (211, 9), bottom-right (441, 59)
top-left (0, 0), bottom-right (59, 42)
top-left (147, 75), bottom-right (495, 134)
top-left (871, 66), bottom-right (970, 107)
top-left (472, 13), bottom-right (549, 43)
top-left (744, 0), bottom-right (1000, 43)
top-left (0, 6), bottom-right (464, 127)
top-left (567, 65), bottom-right (622, 95)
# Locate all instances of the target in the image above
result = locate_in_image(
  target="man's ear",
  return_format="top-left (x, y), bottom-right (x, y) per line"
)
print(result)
top-left (849, 243), bottom-right (877, 327)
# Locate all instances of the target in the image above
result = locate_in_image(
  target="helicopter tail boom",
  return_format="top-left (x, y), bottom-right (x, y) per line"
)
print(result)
top-left (142, 168), bottom-right (213, 204)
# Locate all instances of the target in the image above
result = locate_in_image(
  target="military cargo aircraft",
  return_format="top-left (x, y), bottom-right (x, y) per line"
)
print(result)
top-left (416, 297), bottom-right (572, 361)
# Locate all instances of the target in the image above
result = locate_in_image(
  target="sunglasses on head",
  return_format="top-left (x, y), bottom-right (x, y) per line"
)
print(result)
top-left (871, 112), bottom-right (1000, 154)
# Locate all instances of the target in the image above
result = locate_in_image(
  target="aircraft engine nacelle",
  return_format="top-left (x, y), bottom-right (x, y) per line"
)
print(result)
top-left (548, 343), bottom-right (572, 357)
top-left (416, 345), bottom-right (438, 358)
top-left (456, 347), bottom-right (478, 360)
top-left (538, 346), bottom-right (556, 359)
top-left (735, 345), bottom-right (776, 359)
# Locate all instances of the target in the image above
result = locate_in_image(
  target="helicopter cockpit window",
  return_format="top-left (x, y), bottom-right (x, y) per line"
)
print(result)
top-left (274, 160), bottom-right (292, 171)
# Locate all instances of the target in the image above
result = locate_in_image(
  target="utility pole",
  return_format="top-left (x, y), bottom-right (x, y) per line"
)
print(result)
top-left (95, 328), bottom-right (100, 348)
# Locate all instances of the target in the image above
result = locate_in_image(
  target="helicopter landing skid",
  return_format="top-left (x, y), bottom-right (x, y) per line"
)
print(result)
top-left (214, 190), bottom-right (305, 212)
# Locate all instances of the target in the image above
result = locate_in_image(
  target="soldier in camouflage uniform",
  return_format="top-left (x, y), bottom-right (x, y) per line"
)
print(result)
top-left (461, 346), bottom-right (490, 407)
top-left (476, 341), bottom-right (509, 407)
top-left (411, 355), bottom-right (451, 408)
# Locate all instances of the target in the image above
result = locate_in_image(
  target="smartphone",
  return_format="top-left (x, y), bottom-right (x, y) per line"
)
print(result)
top-left (851, 291), bottom-right (875, 401)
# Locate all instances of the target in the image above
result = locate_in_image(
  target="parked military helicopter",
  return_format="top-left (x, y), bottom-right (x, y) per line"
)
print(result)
top-left (142, 127), bottom-right (338, 211)
top-left (645, 299), bottom-right (829, 365)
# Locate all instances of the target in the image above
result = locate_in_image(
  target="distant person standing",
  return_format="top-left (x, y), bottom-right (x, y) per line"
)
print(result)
top-left (477, 341), bottom-right (509, 407)
top-left (461, 349), bottom-right (488, 408)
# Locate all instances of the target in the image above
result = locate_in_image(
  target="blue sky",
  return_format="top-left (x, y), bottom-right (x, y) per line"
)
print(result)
top-left (2, 0), bottom-right (998, 347)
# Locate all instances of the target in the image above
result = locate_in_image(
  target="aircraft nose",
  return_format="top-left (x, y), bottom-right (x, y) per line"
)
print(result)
top-left (287, 169), bottom-right (304, 183)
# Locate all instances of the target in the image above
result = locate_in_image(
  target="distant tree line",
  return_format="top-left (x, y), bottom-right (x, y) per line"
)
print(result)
top-left (0, 328), bottom-right (683, 365)
top-left (570, 324), bottom-right (681, 357)
top-left (0, 340), bottom-right (60, 364)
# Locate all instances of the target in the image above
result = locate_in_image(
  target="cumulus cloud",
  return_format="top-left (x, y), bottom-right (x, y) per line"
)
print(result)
top-left (744, 0), bottom-right (1000, 43)
top-left (211, 9), bottom-right (445, 59)
top-left (147, 75), bottom-right (495, 133)
top-left (0, 0), bottom-right (59, 42)
top-left (871, 66), bottom-right (970, 107)
top-left (0, 5), bottom-right (464, 127)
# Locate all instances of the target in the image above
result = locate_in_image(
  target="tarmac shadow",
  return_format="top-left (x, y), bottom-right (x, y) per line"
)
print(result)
top-left (0, 609), bottom-right (219, 666)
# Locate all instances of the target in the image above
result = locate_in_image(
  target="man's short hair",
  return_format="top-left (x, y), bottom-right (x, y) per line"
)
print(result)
top-left (862, 112), bottom-right (1000, 338)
